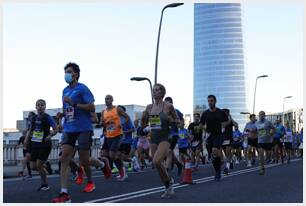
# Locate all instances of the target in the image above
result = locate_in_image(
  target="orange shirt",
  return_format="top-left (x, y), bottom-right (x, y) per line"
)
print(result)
top-left (103, 107), bottom-right (122, 138)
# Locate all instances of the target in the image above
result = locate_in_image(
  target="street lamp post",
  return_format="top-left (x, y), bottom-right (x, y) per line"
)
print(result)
top-left (130, 77), bottom-right (154, 103)
top-left (253, 75), bottom-right (268, 114)
top-left (154, 3), bottom-right (184, 84)
top-left (283, 96), bottom-right (292, 125)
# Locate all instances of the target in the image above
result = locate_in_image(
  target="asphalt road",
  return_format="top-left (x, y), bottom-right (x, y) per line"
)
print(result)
top-left (3, 158), bottom-right (303, 203)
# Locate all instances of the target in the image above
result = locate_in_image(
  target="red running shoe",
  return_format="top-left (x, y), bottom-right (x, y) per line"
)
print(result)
top-left (52, 192), bottom-right (71, 203)
top-left (83, 181), bottom-right (95, 193)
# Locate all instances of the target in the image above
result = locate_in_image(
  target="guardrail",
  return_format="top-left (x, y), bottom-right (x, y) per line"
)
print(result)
top-left (3, 143), bottom-right (101, 166)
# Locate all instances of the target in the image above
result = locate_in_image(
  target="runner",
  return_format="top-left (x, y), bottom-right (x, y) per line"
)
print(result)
top-left (140, 83), bottom-right (179, 198)
top-left (188, 113), bottom-right (204, 171)
top-left (18, 130), bottom-right (32, 179)
top-left (52, 62), bottom-right (96, 203)
top-left (272, 119), bottom-right (285, 163)
top-left (221, 108), bottom-right (238, 175)
top-left (283, 122), bottom-right (293, 164)
top-left (256, 111), bottom-right (274, 175)
top-left (243, 114), bottom-right (258, 167)
top-left (24, 99), bottom-right (58, 191)
top-left (117, 105), bottom-right (135, 175)
top-left (164, 97), bottom-right (183, 176)
top-left (232, 125), bottom-right (243, 164)
top-left (199, 95), bottom-right (229, 181)
top-left (100, 95), bottom-right (131, 181)
top-left (177, 119), bottom-right (191, 164)
top-left (131, 119), bottom-right (141, 172)
top-left (136, 118), bottom-right (151, 170)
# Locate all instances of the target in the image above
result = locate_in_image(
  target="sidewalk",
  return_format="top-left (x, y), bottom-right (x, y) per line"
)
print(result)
top-left (3, 162), bottom-right (60, 179)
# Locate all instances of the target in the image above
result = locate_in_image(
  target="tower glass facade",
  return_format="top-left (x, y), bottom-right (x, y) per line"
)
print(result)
top-left (194, 3), bottom-right (247, 128)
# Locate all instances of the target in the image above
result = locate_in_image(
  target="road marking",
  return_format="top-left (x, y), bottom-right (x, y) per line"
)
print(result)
top-left (85, 158), bottom-right (302, 203)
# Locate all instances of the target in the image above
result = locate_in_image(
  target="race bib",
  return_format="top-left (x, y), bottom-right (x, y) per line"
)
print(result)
top-left (106, 123), bottom-right (116, 132)
top-left (258, 128), bottom-right (267, 137)
top-left (149, 115), bottom-right (162, 130)
top-left (179, 132), bottom-right (186, 139)
top-left (32, 130), bottom-right (44, 142)
top-left (65, 106), bottom-right (75, 122)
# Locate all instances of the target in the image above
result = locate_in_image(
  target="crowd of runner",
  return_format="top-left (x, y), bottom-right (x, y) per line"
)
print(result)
top-left (18, 62), bottom-right (303, 202)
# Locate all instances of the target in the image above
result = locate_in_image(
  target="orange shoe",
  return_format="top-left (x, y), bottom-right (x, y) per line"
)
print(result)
top-left (83, 181), bottom-right (95, 193)
top-left (52, 192), bottom-right (71, 203)
top-left (75, 167), bottom-right (84, 185)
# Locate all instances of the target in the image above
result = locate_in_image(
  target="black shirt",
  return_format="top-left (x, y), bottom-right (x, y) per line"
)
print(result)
top-left (188, 122), bottom-right (203, 142)
top-left (224, 121), bottom-right (234, 140)
top-left (200, 108), bottom-right (228, 137)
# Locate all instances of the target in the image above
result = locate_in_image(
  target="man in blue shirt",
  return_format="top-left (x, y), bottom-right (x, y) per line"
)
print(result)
top-left (273, 119), bottom-right (285, 163)
top-left (117, 105), bottom-right (135, 177)
top-left (53, 63), bottom-right (96, 203)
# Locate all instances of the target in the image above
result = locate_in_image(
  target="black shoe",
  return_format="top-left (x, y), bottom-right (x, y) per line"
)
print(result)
top-left (223, 167), bottom-right (229, 175)
top-left (45, 161), bottom-right (53, 175)
top-left (259, 168), bottom-right (265, 175)
top-left (37, 184), bottom-right (50, 191)
top-left (177, 163), bottom-right (183, 176)
top-left (287, 159), bottom-right (290, 164)
top-left (230, 162), bottom-right (233, 169)
top-left (252, 159), bottom-right (256, 165)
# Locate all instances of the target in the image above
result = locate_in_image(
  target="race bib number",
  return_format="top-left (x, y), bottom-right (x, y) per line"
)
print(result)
top-left (106, 123), bottom-right (116, 132)
top-left (149, 115), bottom-right (162, 130)
top-left (179, 132), bottom-right (186, 139)
top-left (258, 128), bottom-right (267, 137)
top-left (32, 130), bottom-right (44, 142)
top-left (65, 107), bottom-right (75, 122)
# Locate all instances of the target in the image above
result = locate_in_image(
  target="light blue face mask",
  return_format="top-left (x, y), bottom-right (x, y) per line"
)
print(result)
top-left (65, 73), bottom-right (73, 84)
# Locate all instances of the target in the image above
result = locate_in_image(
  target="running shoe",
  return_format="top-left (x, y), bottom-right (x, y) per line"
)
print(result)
top-left (214, 172), bottom-right (221, 181)
top-left (37, 184), bottom-right (50, 191)
top-left (75, 167), bottom-right (84, 185)
top-left (247, 161), bottom-right (252, 168)
top-left (83, 181), bottom-right (96, 193)
top-left (116, 167), bottom-right (128, 181)
top-left (52, 192), bottom-right (71, 203)
top-left (161, 178), bottom-right (174, 198)
top-left (101, 158), bottom-right (112, 179)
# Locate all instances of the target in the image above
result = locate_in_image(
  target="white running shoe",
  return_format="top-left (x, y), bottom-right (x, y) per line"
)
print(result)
top-left (161, 178), bottom-right (174, 198)
top-left (247, 161), bottom-right (252, 168)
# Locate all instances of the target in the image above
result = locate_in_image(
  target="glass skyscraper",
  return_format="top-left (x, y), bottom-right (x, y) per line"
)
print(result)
top-left (194, 3), bottom-right (248, 128)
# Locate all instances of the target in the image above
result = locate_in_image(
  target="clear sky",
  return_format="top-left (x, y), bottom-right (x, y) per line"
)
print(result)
top-left (3, 2), bottom-right (303, 129)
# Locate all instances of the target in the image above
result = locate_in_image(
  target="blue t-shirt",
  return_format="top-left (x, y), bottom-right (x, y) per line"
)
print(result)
top-left (178, 128), bottom-right (189, 148)
top-left (62, 83), bottom-right (95, 132)
top-left (274, 124), bottom-right (285, 139)
top-left (30, 113), bottom-right (56, 144)
top-left (300, 130), bottom-right (303, 143)
top-left (120, 116), bottom-right (135, 144)
top-left (233, 130), bottom-right (242, 142)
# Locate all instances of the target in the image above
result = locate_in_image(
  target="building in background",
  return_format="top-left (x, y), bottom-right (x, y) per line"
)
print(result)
top-left (266, 108), bottom-right (303, 132)
top-left (194, 3), bottom-right (248, 128)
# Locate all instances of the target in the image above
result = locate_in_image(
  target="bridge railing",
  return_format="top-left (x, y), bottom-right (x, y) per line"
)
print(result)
top-left (3, 143), bottom-right (101, 166)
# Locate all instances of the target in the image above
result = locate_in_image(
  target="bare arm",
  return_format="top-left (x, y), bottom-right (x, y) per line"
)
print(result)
top-left (117, 107), bottom-right (130, 124)
top-left (141, 105), bottom-right (151, 128)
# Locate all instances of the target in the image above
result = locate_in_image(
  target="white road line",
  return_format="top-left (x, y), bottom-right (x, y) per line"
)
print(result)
top-left (86, 158), bottom-right (302, 203)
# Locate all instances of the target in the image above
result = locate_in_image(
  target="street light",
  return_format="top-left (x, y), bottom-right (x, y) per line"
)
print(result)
top-left (253, 75), bottom-right (268, 114)
top-left (283, 96), bottom-right (292, 125)
top-left (130, 77), bottom-right (154, 103)
top-left (154, 3), bottom-right (184, 84)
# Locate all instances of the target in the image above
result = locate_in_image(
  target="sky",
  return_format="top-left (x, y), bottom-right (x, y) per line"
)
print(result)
top-left (3, 2), bottom-right (303, 129)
